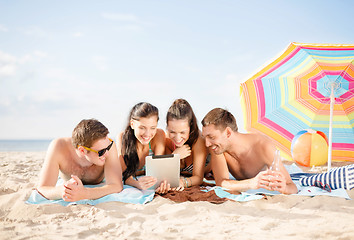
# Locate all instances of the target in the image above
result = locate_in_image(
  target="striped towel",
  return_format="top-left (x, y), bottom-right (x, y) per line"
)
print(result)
top-left (300, 164), bottom-right (354, 190)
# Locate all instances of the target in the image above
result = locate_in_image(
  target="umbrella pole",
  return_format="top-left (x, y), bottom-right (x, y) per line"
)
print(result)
top-left (328, 83), bottom-right (335, 172)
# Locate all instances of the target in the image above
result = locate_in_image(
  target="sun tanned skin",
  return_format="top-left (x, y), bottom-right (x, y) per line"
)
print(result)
top-left (165, 118), bottom-right (210, 190)
top-left (37, 136), bottom-right (123, 201)
top-left (202, 124), bottom-right (298, 194)
top-left (116, 116), bottom-right (167, 192)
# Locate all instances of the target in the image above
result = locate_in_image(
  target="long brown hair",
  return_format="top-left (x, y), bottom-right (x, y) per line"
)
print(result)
top-left (166, 99), bottom-right (199, 148)
top-left (122, 102), bottom-right (159, 181)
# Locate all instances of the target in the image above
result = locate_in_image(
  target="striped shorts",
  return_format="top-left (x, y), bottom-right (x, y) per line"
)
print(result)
top-left (300, 164), bottom-right (354, 190)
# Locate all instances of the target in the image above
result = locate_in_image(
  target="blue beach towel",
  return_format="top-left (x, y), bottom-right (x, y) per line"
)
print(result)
top-left (26, 185), bottom-right (155, 206)
top-left (203, 164), bottom-right (351, 201)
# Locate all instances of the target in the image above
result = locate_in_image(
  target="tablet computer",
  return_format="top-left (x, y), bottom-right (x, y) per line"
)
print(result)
top-left (145, 154), bottom-right (180, 188)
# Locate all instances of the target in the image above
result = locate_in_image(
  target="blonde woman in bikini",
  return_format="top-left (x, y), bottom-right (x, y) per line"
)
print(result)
top-left (165, 99), bottom-right (211, 191)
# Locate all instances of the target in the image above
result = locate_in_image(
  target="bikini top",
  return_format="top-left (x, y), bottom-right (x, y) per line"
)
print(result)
top-left (137, 142), bottom-right (153, 172)
top-left (173, 142), bottom-right (211, 174)
top-left (172, 142), bottom-right (194, 174)
top-left (148, 142), bottom-right (154, 156)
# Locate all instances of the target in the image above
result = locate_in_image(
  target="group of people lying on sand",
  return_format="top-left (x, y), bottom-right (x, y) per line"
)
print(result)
top-left (36, 99), bottom-right (298, 202)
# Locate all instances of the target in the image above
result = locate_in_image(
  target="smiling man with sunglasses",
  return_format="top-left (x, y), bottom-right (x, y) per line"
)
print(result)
top-left (36, 119), bottom-right (123, 201)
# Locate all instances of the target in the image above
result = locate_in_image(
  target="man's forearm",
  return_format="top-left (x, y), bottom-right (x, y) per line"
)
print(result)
top-left (36, 185), bottom-right (65, 200)
top-left (84, 184), bottom-right (123, 200)
top-left (284, 182), bottom-right (298, 195)
top-left (219, 178), bottom-right (255, 192)
top-left (124, 176), bottom-right (140, 189)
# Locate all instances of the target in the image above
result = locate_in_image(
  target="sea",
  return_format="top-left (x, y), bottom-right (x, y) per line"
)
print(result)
top-left (0, 139), bottom-right (52, 152)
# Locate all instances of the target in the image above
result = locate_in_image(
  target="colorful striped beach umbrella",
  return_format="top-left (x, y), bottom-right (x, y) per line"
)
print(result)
top-left (240, 42), bottom-right (354, 169)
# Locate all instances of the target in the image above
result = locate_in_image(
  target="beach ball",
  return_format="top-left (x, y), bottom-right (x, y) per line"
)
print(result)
top-left (291, 129), bottom-right (328, 167)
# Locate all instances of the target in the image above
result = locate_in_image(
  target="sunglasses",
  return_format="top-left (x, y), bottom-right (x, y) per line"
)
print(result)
top-left (80, 138), bottom-right (114, 157)
top-left (312, 181), bottom-right (331, 193)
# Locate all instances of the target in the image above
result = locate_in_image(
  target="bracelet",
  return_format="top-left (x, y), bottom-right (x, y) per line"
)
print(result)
top-left (184, 177), bottom-right (187, 188)
top-left (184, 177), bottom-right (192, 188)
top-left (182, 177), bottom-right (193, 188)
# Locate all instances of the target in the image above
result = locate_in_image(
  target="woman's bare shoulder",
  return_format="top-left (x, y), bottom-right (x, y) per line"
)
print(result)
top-left (164, 137), bottom-right (174, 151)
top-left (148, 128), bottom-right (165, 142)
top-left (153, 128), bottom-right (166, 141)
top-left (194, 134), bottom-right (206, 147)
top-left (191, 135), bottom-right (208, 155)
top-left (156, 128), bottom-right (166, 136)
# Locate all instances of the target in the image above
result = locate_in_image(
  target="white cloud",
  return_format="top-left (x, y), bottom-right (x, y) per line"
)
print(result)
top-left (42, 67), bottom-right (78, 83)
top-left (23, 26), bottom-right (48, 37)
top-left (101, 12), bottom-right (152, 32)
top-left (184, 65), bottom-right (201, 73)
top-left (0, 64), bottom-right (16, 77)
top-left (0, 51), bottom-right (16, 63)
top-left (0, 24), bottom-right (8, 32)
top-left (91, 56), bottom-right (108, 71)
top-left (33, 50), bottom-right (47, 58)
top-left (115, 25), bottom-right (142, 32)
top-left (0, 50), bottom-right (48, 76)
top-left (73, 32), bottom-right (83, 38)
top-left (0, 96), bottom-right (11, 107)
top-left (101, 13), bottom-right (140, 23)
top-left (18, 54), bottom-right (33, 64)
top-left (18, 51), bottom-right (47, 64)
top-left (0, 51), bottom-right (17, 77)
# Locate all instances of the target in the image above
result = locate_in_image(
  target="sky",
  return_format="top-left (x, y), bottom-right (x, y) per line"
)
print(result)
top-left (0, 0), bottom-right (353, 140)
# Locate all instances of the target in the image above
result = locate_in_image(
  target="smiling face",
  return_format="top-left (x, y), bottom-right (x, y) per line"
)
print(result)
top-left (130, 116), bottom-right (158, 145)
top-left (202, 124), bottom-right (228, 155)
top-left (167, 118), bottom-right (190, 147)
top-left (82, 136), bottom-right (112, 166)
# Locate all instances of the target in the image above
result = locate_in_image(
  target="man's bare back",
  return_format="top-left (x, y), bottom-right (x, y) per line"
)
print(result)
top-left (224, 133), bottom-right (273, 180)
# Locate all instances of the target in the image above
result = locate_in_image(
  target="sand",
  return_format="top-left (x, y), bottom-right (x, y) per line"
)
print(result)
top-left (1, 152), bottom-right (354, 240)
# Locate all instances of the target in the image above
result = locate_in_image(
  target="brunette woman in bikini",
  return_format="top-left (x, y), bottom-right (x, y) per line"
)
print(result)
top-left (165, 99), bottom-right (211, 191)
top-left (116, 102), bottom-right (168, 192)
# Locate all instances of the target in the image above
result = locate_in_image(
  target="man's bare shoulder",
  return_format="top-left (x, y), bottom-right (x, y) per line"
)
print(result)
top-left (49, 137), bottom-right (72, 150)
top-left (40, 137), bottom-right (76, 182)
top-left (244, 132), bottom-right (275, 162)
top-left (47, 137), bottom-right (74, 158)
top-left (245, 132), bottom-right (272, 146)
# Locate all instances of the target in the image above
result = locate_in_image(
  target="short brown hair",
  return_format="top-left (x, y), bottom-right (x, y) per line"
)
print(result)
top-left (201, 108), bottom-right (238, 132)
top-left (72, 119), bottom-right (109, 148)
